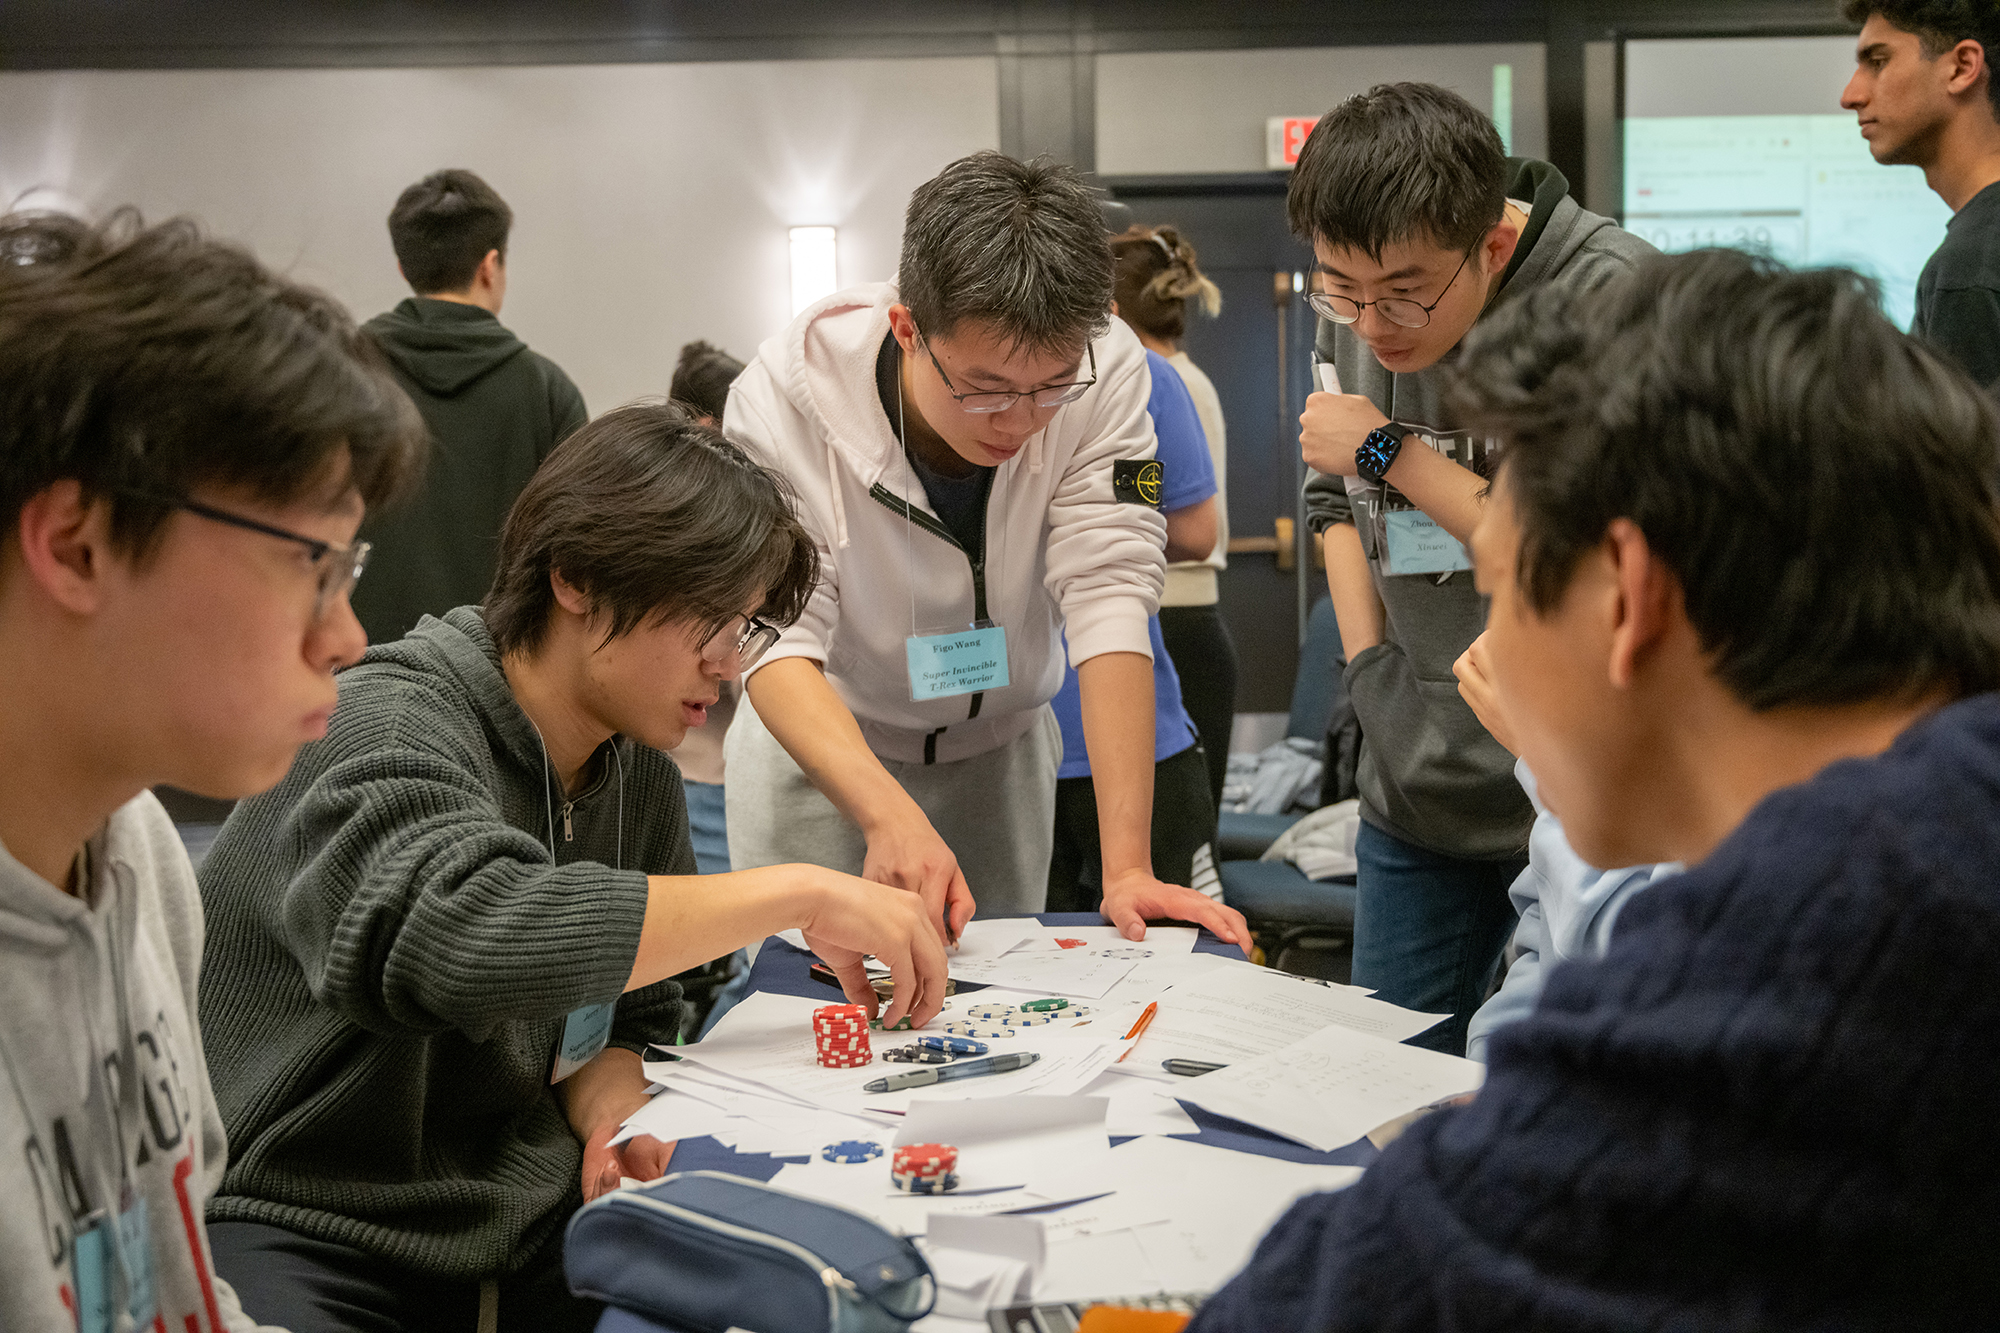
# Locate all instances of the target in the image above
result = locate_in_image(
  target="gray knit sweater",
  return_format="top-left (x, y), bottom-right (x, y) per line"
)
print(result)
top-left (198, 606), bottom-right (690, 1278)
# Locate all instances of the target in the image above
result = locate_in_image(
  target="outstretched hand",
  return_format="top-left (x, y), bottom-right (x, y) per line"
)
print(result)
top-left (861, 815), bottom-right (977, 947)
top-left (1099, 869), bottom-right (1253, 956)
top-left (798, 867), bottom-right (950, 1029)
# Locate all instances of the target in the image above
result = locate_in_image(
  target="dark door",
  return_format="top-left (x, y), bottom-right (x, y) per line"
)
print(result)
top-left (1107, 177), bottom-right (1322, 715)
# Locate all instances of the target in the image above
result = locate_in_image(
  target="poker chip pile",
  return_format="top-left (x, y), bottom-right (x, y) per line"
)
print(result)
top-left (812, 1003), bottom-right (873, 1068)
top-left (891, 1142), bottom-right (959, 1194)
top-left (943, 998), bottom-right (1091, 1040)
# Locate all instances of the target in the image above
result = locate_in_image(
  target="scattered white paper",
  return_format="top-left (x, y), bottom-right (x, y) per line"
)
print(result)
top-left (1078, 1070), bottom-right (1200, 1137)
top-left (1123, 964), bottom-right (1443, 1076)
top-left (1004, 924), bottom-right (1199, 957)
top-left (1112, 1136), bottom-right (1362, 1295)
top-left (921, 1214), bottom-right (1045, 1319)
top-left (941, 949), bottom-right (1139, 999)
top-left (1177, 1021), bottom-right (1484, 1152)
top-left (894, 1097), bottom-right (1112, 1203)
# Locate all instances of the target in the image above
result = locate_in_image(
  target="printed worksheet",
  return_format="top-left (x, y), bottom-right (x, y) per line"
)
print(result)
top-left (1177, 1022), bottom-right (1484, 1152)
top-left (1123, 963), bottom-right (1445, 1075)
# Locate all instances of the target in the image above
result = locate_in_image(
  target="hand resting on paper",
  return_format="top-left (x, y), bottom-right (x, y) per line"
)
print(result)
top-left (1100, 868), bottom-right (1253, 956)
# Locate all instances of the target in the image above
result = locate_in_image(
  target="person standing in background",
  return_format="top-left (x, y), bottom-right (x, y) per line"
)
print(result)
top-left (664, 339), bottom-right (751, 874)
top-left (353, 168), bottom-right (587, 645)
top-left (1109, 226), bottom-right (1237, 810)
top-left (669, 339), bottom-right (747, 427)
top-left (1842, 1), bottom-right (2000, 390)
top-left (1293, 84), bottom-right (1653, 1054)
top-left (1047, 346), bottom-right (1220, 911)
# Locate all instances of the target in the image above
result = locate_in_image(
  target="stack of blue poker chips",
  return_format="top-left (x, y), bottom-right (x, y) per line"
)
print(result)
top-left (916, 1035), bottom-right (988, 1056)
top-left (881, 1046), bottom-right (951, 1064)
top-left (820, 1140), bottom-right (884, 1164)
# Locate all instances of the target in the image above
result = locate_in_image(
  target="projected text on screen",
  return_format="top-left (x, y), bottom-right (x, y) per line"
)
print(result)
top-left (1624, 114), bottom-right (1949, 330)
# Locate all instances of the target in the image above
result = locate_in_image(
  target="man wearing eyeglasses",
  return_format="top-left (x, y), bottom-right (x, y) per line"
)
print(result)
top-left (723, 150), bottom-right (1251, 952)
top-left (1289, 83), bottom-right (1655, 1055)
top-left (0, 210), bottom-right (427, 1333)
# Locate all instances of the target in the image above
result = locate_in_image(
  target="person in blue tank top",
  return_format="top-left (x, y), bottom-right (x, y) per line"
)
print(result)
top-left (1046, 349), bottom-right (1220, 909)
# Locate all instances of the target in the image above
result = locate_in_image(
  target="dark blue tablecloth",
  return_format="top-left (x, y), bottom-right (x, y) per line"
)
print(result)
top-left (656, 913), bottom-right (1379, 1180)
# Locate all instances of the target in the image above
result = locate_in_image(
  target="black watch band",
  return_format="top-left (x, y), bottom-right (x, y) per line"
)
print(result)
top-left (1356, 421), bottom-right (1413, 484)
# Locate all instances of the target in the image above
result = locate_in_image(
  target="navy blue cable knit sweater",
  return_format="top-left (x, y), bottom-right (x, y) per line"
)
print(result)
top-left (1190, 692), bottom-right (2000, 1332)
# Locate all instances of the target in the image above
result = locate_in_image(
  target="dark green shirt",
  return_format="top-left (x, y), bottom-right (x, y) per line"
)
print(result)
top-left (354, 299), bottom-right (587, 645)
top-left (198, 606), bottom-right (689, 1277)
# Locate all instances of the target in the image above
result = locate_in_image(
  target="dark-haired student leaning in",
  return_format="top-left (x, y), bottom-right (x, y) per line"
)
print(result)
top-left (0, 210), bottom-right (425, 1332)
top-left (1191, 249), bottom-right (2000, 1330)
top-left (1290, 82), bottom-right (1656, 1053)
top-left (196, 405), bottom-right (950, 1333)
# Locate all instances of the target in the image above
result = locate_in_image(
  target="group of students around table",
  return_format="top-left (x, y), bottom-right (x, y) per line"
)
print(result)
top-left (3, 50), bottom-right (2000, 1333)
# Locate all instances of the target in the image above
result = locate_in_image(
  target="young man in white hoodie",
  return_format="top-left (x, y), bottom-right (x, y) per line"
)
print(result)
top-left (0, 211), bottom-right (424, 1331)
top-left (724, 151), bottom-right (1250, 948)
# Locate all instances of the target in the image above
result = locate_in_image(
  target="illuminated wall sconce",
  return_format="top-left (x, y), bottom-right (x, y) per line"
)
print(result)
top-left (789, 226), bottom-right (838, 316)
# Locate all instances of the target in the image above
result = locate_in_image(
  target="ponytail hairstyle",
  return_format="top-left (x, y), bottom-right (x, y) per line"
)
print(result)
top-left (1110, 224), bottom-right (1222, 343)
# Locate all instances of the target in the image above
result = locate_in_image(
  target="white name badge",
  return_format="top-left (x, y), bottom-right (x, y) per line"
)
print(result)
top-left (906, 625), bottom-right (1009, 701)
top-left (551, 1000), bottom-right (617, 1083)
top-left (1383, 508), bottom-right (1473, 577)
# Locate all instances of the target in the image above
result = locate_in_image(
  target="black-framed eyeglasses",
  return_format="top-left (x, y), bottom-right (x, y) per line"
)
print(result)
top-left (1306, 244), bottom-right (1477, 330)
top-left (119, 490), bottom-right (370, 623)
top-left (701, 612), bottom-right (780, 673)
top-left (917, 332), bottom-right (1097, 414)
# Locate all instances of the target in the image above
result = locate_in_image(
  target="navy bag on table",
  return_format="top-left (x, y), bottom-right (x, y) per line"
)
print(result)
top-left (565, 1171), bottom-right (935, 1333)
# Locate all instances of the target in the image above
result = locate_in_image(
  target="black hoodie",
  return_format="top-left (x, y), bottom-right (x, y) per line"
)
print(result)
top-left (357, 298), bottom-right (587, 645)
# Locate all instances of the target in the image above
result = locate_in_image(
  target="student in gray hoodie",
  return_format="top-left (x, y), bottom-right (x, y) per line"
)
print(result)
top-left (1290, 83), bottom-right (1656, 1053)
top-left (0, 210), bottom-right (425, 1333)
top-left (196, 404), bottom-right (948, 1332)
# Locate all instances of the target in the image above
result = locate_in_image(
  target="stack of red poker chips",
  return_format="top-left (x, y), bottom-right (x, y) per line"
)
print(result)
top-left (813, 1004), bottom-right (873, 1068)
top-left (890, 1142), bottom-right (959, 1193)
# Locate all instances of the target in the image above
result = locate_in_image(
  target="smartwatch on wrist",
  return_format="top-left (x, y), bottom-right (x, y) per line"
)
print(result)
top-left (1355, 421), bottom-right (1415, 484)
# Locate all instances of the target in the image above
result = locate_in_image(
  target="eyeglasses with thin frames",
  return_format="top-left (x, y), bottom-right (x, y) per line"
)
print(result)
top-left (1306, 244), bottom-right (1478, 330)
top-left (119, 491), bottom-right (370, 623)
top-left (917, 331), bottom-right (1097, 414)
top-left (700, 612), bottom-right (780, 674)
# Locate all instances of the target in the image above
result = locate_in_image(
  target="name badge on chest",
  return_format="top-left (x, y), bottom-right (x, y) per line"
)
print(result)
top-left (74, 1197), bottom-right (155, 1333)
top-left (906, 623), bottom-right (1009, 702)
top-left (550, 1001), bottom-right (617, 1084)
top-left (1381, 508), bottom-right (1473, 576)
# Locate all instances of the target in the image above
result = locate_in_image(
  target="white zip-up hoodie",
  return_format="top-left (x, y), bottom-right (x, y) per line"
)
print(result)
top-left (725, 282), bottom-right (1167, 766)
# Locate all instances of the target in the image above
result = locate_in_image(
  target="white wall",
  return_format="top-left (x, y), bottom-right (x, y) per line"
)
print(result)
top-left (0, 58), bottom-right (999, 413)
top-left (1095, 43), bottom-right (1548, 175)
top-left (1625, 36), bottom-right (1855, 118)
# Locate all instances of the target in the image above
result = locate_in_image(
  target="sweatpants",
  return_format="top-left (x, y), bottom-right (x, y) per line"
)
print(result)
top-left (209, 1219), bottom-right (598, 1333)
top-left (724, 697), bottom-right (1062, 916)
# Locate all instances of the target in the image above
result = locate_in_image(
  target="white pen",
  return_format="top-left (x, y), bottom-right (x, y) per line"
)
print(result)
top-left (862, 1051), bottom-right (1039, 1094)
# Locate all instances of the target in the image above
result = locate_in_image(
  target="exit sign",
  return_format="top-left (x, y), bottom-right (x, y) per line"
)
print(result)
top-left (1266, 116), bottom-right (1318, 170)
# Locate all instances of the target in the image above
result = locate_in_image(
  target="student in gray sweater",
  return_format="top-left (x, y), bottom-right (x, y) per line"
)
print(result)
top-left (197, 405), bottom-right (950, 1332)
top-left (1289, 83), bottom-right (1656, 1053)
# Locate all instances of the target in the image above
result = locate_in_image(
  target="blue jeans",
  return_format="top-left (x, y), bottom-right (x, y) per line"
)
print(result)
top-left (1352, 819), bottom-right (1526, 1056)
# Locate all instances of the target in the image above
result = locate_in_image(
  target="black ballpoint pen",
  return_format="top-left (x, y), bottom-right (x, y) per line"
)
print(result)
top-left (1163, 1059), bottom-right (1227, 1076)
top-left (863, 1051), bottom-right (1039, 1093)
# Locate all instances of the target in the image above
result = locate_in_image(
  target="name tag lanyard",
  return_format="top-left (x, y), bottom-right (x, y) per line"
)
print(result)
top-left (1371, 369), bottom-right (1470, 586)
top-left (0, 852), bottom-right (158, 1331)
top-left (532, 726), bottom-right (625, 1083)
top-left (895, 362), bottom-right (1010, 718)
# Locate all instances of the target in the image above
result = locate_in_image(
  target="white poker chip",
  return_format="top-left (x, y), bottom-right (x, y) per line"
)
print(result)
top-left (1095, 947), bottom-right (1154, 959)
top-left (961, 1005), bottom-right (1020, 1020)
top-left (997, 1012), bottom-right (1052, 1026)
top-left (942, 1022), bottom-right (1018, 1038)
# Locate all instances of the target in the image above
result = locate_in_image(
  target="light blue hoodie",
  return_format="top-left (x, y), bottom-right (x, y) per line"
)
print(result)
top-left (1465, 760), bottom-right (1682, 1061)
